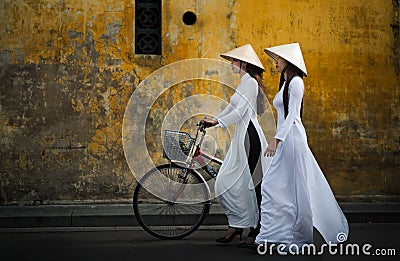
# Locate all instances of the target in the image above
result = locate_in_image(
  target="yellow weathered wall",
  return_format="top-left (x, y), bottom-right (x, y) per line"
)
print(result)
top-left (0, 0), bottom-right (398, 204)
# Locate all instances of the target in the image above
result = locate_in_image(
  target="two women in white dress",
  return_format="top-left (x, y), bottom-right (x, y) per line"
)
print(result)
top-left (203, 43), bottom-right (349, 248)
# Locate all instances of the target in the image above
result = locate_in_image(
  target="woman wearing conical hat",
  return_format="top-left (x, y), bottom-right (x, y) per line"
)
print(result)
top-left (255, 43), bottom-right (349, 250)
top-left (201, 44), bottom-right (270, 244)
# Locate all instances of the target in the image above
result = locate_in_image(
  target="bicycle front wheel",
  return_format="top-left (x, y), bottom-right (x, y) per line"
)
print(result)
top-left (133, 164), bottom-right (211, 240)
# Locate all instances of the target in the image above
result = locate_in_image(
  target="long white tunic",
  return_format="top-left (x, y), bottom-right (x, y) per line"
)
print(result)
top-left (215, 73), bottom-right (269, 228)
top-left (255, 76), bottom-right (349, 246)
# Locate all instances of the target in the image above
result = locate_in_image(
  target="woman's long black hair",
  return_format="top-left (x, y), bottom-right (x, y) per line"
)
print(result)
top-left (246, 63), bottom-right (266, 115)
top-left (279, 62), bottom-right (304, 119)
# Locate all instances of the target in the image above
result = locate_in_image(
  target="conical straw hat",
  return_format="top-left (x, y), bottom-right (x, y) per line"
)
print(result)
top-left (220, 44), bottom-right (265, 71)
top-left (264, 43), bottom-right (307, 76)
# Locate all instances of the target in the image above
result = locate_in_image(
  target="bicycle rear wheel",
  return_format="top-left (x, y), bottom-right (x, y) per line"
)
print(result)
top-left (133, 164), bottom-right (211, 239)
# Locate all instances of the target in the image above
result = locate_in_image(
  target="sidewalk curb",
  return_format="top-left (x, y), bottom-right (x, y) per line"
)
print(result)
top-left (0, 202), bottom-right (399, 228)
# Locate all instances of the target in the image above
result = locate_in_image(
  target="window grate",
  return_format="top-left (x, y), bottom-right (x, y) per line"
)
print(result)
top-left (135, 0), bottom-right (162, 55)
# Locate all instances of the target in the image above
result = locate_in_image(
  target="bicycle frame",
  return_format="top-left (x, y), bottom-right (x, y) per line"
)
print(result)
top-left (169, 124), bottom-right (222, 203)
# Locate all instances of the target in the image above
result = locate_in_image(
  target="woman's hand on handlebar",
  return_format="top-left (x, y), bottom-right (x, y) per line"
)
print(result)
top-left (200, 117), bottom-right (218, 128)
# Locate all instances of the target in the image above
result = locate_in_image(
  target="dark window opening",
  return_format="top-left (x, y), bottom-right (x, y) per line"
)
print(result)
top-left (182, 11), bottom-right (197, 25)
top-left (135, 0), bottom-right (161, 55)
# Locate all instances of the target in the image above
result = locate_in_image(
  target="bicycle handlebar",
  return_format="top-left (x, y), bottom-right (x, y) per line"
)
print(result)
top-left (192, 122), bottom-right (207, 152)
top-left (196, 122), bottom-right (207, 133)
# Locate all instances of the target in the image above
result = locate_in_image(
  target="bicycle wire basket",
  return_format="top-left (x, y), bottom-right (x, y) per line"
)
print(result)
top-left (162, 130), bottom-right (196, 162)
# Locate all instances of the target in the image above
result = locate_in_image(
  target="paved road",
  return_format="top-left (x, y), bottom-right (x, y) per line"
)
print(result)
top-left (0, 223), bottom-right (399, 261)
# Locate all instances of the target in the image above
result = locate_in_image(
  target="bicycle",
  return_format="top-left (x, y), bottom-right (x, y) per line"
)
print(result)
top-left (132, 123), bottom-right (223, 240)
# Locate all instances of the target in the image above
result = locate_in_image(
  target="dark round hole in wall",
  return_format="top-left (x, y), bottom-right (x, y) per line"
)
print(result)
top-left (182, 11), bottom-right (197, 25)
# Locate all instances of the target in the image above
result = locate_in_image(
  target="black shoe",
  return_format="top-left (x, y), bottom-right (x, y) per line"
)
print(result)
top-left (216, 228), bottom-right (243, 243)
